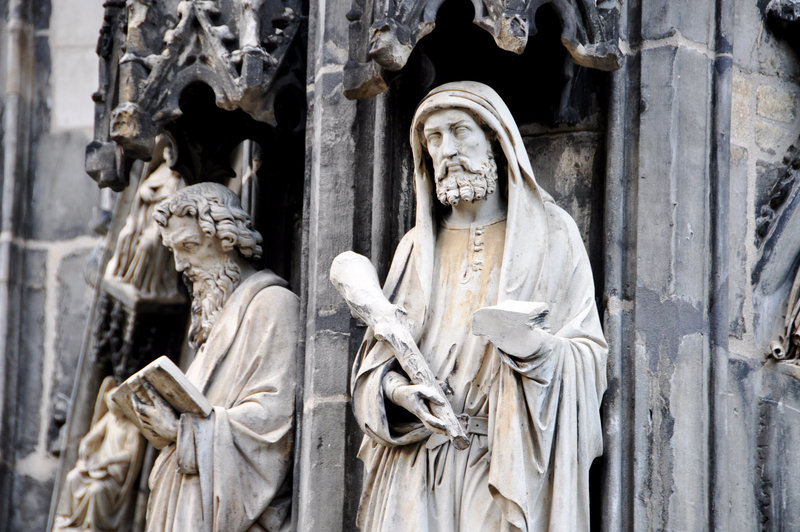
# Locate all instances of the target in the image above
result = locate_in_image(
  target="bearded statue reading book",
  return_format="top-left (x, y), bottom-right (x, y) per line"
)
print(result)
top-left (123, 182), bottom-right (298, 532)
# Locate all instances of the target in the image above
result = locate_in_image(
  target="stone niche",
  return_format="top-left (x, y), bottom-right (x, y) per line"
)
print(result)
top-left (340, 0), bottom-right (616, 526)
top-left (49, 0), bottom-right (308, 528)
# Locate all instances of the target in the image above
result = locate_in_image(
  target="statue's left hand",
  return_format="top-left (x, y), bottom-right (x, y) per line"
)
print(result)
top-left (131, 382), bottom-right (179, 446)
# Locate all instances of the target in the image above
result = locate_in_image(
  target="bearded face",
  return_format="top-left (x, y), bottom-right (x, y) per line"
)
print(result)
top-left (422, 108), bottom-right (498, 208)
top-left (433, 153), bottom-right (498, 206)
top-left (158, 214), bottom-right (244, 349)
top-left (185, 254), bottom-right (241, 349)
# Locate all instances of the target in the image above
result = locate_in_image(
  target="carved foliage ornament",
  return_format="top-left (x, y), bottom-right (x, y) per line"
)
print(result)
top-left (344, 0), bottom-right (621, 99)
top-left (87, 0), bottom-right (302, 189)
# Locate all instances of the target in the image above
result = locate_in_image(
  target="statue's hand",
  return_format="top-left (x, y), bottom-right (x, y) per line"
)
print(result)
top-left (386, 380), bottom-right (449, 435)
top-left (131, 382), bottom-right (179, 447)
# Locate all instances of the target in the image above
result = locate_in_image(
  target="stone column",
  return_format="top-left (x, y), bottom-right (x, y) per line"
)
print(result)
top-left (601, 0), bottom-right (733, 529)
top-left (294, 0), bottom-right (361, 529)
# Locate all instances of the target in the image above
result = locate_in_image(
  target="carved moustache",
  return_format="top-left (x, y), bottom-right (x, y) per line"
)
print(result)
top-left (434, 155), bottom-right (497, 206)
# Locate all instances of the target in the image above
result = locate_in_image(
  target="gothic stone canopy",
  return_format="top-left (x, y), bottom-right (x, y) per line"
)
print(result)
top-left (86, 0), bottom-right (302, 190)
top-left (343, 0), bottom-right (622, 99)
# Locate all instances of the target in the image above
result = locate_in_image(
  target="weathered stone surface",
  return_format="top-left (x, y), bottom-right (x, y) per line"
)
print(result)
top-left (523, 131), bottom-right (604, 247)
top-left (756, 160), bottom-right (785, 220)
top-left (641, 0), bottom-right (715, 45)
top-left (297, 52), bottom-right (360, 527)
top-left (731, 74), bottom-right (752, 144)
top-left (732, 0), bottom-right (800, 78)
top-left (756, 84), bottom-right (798, 123)
top-left (755, 120), bottom-right (789, 155)
top-left (296, 400), bottom-right (349, 529)
top-left (26, 132), bottom-right (100, 240)
top-left (729, 145), bottom-right (748, 338)
top-left (725, 355), bottom-right (761, 530)
top-left (638, 45), bottom-right (712, 296)
top-left (16, 249), bottom-right (48, 458)
top-left (9, 473), bottom-right (54, 532)
top-left (757, 362), bottom-right (800, 529)
top-left (48, 247), bottom-right (94, 452)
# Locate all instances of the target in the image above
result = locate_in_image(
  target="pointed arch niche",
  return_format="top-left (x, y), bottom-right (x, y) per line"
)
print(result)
top-left (341, 0), bottom-right (620, 527)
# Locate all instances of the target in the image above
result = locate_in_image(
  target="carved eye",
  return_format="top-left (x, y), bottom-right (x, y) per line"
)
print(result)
top-left (454, 126), bottom-right (471, 138)
top-left (427, 132), bottom-right (442, 147)
top-left (182, 242), bottom-right (198, 252)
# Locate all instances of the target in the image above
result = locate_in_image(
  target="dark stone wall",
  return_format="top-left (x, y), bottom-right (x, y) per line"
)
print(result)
top-left (0, 0), bottom-right (101, 529)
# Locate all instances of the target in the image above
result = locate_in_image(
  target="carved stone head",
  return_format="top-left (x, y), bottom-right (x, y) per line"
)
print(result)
top-left (153, 182), bottom-right (263, 347)
top-left (420, 108), bottom-right (498, 206)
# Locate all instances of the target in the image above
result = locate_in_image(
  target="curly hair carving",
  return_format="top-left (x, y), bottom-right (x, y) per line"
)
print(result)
top-left (153, 182), bottom-right (263, 260)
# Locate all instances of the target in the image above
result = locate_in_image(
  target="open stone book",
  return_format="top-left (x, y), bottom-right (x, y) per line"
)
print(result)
top-left (110, 356), bottom-right (212, 448)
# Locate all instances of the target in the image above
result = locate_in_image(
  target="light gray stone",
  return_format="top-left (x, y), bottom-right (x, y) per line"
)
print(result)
top-left (17, 249), bottom-right (48, 457)
top-left (756, 84), bottom-right (798, 123)
top-left (50, 0), bottom-right (104, 48)
top-left (27, 132), bottom-right (100, 241)
top-left (731, 74), bottom-right (753, 144)
top-left (729, 145), bottom-right (748, 338)
top-left (732, 0), bottom-right (800, 78)
top-left (638, 45), bottom-right (712, 297)
top-left (641, 0), bottom-right (715, 45)
top-left (50, 48), bottom-right (99, 132)
top-left (755, 120), bottom-right (790, 154)
top-left (49, 247), bottom-right (94, 452)
top-left (523, 131), bottom-right (603, 248)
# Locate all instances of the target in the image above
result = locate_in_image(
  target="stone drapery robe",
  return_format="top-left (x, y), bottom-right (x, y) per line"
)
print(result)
top-left (351, 82), bottom-right (608, 532)
top-left (145, 270), bottom-right (298, 532)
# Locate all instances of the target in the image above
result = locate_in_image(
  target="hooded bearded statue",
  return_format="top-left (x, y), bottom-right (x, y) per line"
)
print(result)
top-left (351, 81), bottom-right (608, 531)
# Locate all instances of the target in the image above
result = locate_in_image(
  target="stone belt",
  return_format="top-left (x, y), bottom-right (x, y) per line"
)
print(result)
top-left (425, 415), bottom-right (488, 449)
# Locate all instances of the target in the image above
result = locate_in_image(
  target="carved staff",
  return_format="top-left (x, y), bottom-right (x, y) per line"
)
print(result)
top-left (330, 251), bottom-right (469, 450)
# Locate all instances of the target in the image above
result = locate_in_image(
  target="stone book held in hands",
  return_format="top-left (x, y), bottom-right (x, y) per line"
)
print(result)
top-left (110, 356), bottom-right (212, 448)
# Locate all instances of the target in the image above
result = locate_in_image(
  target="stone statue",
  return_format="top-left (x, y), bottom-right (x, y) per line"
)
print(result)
top-left (106, 134), bottom-right (184, 300)
top-left (54, 377), bottom-right (145, 532)
top-left (346, 82), bottom-right (608, 531)
top-left (128, 182), bottom-right (298, 531)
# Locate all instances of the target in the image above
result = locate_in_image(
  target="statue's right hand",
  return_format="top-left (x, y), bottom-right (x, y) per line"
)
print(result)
top-left (389, 383), bottom-right (449, 435)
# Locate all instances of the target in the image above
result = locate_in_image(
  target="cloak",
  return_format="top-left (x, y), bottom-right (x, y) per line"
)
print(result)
top-left (352, 82), bottom-right (608, 531)
top-left (146, 270), bottom-right (298, 532)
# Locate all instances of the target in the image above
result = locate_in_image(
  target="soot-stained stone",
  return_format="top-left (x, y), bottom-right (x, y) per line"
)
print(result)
top-left (16, 249), bottom-right (48, 458)
top-left (48, 247), bottom-right (94, 453)
top-left (26, 131), bottom-right (99, 240)
top-left (9, 473), bottom-right (54, 532)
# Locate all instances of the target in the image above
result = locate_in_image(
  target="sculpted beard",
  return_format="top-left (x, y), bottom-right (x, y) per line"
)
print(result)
top-left (434, 154), bottom-right (498, 206)
top-left (186, 255), bottom-right (241, 349)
